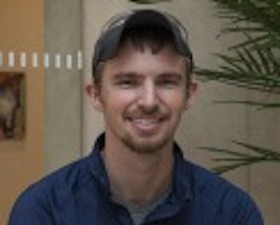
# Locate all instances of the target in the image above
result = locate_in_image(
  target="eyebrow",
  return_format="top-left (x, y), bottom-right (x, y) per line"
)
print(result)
top-left (157, 73), bottom-right (183, 81)
top-left (112, 72), bottom-right (184, 81)
top-left (112, 72), bottom-right (142, 80)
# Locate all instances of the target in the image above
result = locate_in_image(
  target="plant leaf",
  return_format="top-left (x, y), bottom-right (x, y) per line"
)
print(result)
top-left (214, 100), bottom-right (280, 109)
top-left (129, 0), bottom-right (169, 3)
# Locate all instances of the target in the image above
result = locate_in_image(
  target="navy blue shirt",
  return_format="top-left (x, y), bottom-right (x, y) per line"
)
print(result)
top-left (8, 134), bottom-right (263, 225)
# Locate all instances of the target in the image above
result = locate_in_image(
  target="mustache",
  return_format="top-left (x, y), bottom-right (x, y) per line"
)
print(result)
top-left (124, 106), bottom-right (168, 119)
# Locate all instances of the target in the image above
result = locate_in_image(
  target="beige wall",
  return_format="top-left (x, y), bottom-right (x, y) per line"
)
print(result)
top-left (0, 0), bottom-right (44, 224)
top-left (82, 1), bottom-right (280, 225)
top-left (44, 0), bottom-right (83, 173)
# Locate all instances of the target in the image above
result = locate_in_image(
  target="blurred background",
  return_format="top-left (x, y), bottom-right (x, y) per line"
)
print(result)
top-left (0, 0), bottom-right (279, 224)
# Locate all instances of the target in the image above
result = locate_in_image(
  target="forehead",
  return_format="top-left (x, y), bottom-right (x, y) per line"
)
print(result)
top-left (102, 42), bottom-right (188, 76)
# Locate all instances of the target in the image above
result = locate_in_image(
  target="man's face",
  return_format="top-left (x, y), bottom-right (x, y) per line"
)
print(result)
top-left (91, 42), bottom-right (196, 154)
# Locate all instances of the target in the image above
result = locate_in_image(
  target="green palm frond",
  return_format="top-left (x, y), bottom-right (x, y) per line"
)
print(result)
top-left (196, 0), bottom-right (280, 97)
top-left (196, 70), bottom-right (280, 93)
top-left (196, 31), bottom-right (280, 97)
top-left (199, 141), bottom-right (280, 174)
top-left (197, 0), bottom-right (280, 173)
top-left (129, 0), bottom-right (170, 4)
top-left (214, 100), bottom-right (280, 109)
top-left (213, 0), bottom-right (280, 36)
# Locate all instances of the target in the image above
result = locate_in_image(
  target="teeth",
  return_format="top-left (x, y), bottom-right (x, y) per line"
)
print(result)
top-left (134, 119), bottom-right (159, 125)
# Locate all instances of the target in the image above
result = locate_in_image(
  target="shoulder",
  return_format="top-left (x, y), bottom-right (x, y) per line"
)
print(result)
top-left (21, 156), bottom-right (92, 199)
top-left (8, 156), bottom-right (92, 225)
top-left (189, 162), bottom-right (248, 200)
top-left (189, 162), bottom-right (242, 194)
top-left (29, 156), bottom-right (90, 195)
top-left (188, 161), bottom-right (263, 224)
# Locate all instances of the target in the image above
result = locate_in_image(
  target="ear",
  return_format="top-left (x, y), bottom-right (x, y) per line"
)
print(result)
top-left (85, 83), bottom-right (104, 112)
top-left (184, 79), bottom-right (197, 110)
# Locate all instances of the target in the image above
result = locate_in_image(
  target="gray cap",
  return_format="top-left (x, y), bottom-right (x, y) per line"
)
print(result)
top-left (92, 9), bottom-right (194, 75)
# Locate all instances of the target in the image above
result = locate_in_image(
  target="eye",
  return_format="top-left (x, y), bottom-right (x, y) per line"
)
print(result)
top-left (115, 78), bottom-right (140, 88)
top-left (156, 74), bottom-right (183, 88)
top-left (156, 78), bottom-right (180, 88)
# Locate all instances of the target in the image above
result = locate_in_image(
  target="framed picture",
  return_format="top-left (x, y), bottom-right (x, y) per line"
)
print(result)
top-left (0, 72), bottom-right (25, 140)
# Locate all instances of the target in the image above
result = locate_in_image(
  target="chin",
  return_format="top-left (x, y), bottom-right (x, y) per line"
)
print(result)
top-left (122, 133), bottom-right (171, 155)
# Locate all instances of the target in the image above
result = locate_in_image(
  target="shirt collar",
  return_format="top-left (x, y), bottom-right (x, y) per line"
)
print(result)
top-left (86, 133), bottom-right (193, 203)
top-left (86, 133), bottom-right (111, 196)
top-left (171, 143), bottom-right (193, 203)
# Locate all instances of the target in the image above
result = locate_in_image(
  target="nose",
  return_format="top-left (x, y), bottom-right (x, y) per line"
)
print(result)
top-left (137, 81), bottom-right (159, 113)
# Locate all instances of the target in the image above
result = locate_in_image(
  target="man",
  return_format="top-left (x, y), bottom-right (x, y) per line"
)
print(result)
top-left (8, 9), bottom-right (263, 225)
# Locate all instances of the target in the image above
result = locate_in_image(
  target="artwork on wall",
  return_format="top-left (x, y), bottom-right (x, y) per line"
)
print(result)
top-left (0, 72), bottom-right (25, 140)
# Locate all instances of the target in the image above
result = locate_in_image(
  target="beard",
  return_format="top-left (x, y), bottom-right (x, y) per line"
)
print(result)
top-left (116, 105), bottom-right (176, 155)
top-left (119, 130), bottom-right (171, 154)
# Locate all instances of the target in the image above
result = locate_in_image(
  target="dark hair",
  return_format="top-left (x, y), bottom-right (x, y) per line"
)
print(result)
top-left (119, 24), bottom-right (176, 54)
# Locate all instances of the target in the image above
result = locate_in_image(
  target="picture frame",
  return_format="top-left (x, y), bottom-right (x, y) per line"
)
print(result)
top-left (0, 72), bottom-right (25, 140)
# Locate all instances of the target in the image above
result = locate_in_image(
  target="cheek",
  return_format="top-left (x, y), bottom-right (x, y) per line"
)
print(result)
top-left (102, 90), bottom-right (135, 112)
top-left (161, 91), bottom-right (188, 110)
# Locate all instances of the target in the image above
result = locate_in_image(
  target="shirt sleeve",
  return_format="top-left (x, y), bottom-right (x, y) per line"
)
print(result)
top-left (8, 187), bottom-right (56, 225)
top-left (232, 195), bottom-right (264, 225)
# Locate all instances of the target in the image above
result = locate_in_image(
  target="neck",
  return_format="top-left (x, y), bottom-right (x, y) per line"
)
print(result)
top-left (102, 136), bottom-right (174, 206)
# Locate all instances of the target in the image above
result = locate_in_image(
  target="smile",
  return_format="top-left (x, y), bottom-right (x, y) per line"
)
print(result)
top-left (128, 117), bottom-right (165, 133)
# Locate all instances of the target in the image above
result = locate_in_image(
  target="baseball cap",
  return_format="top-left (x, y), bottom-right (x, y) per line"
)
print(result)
top-left (92, 9), bottom-right (194, 76)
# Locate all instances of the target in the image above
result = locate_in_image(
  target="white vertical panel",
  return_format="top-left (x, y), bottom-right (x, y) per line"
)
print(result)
top-left (77, 50), bottom-right (83, 70)
top-left (32, 52), bottom-right (39, 68)
top-left (20, 52), bottom-right (27, 68)
top-left (55, 54), bottom-right (61, 69)
top-left (0, 51), bottom-right (3, 67)
top-left (66, 54), bottom-right (72, 70)
top-left (8, 51), bottom-right (15, 68)
top-left (44, 53), bottom-right (50, 68)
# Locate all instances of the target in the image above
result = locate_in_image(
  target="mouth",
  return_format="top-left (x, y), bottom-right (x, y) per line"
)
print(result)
top-left (127, 116), bottom-right (165, 134)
